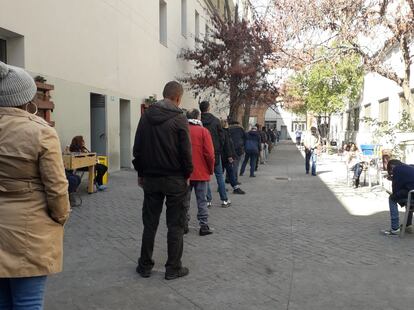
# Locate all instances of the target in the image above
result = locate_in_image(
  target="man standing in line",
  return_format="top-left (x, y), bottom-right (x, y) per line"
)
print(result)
top-left (184, 109), bottom-right (215, 236)
top-left (199, 101), bottom-right (231, 207)
top-left (228, 119), bottom-right (246, 184)
top-left (303, 126), bottom-right (320, 176)
top-left (132, 81), bottom-right (193, 280)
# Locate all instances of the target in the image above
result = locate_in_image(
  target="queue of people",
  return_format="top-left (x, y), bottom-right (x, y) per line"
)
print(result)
top-left (132, 81), bottom-right (277, 281)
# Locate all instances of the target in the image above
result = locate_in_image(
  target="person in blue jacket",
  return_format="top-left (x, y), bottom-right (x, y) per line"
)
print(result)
top-left (382, 160), bottom-right (414, 235)
top-left (239, 126), bottom-right (261, 178)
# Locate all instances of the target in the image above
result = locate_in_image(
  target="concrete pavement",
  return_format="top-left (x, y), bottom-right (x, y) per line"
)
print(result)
top-left (45, 142), bottom-right (414, 310)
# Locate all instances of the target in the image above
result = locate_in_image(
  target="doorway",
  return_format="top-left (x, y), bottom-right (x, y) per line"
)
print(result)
top-left (90, 93), bottom-right (107, 155)
top-left (280, 125), bottom-right (288, 140)
top-left (119, 99), bottom-right (131, 168)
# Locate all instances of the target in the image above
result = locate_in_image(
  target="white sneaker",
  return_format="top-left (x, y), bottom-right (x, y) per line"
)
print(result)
top-left (207, 201), bottom-right (212, 208)
top-left (221, 200), bottom-right (231, 208)
top-left (382, 228), bottom-right (400, 236)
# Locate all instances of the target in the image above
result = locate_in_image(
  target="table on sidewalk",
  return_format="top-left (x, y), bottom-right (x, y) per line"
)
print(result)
top-left (63, 153), bottom-right (97, 194)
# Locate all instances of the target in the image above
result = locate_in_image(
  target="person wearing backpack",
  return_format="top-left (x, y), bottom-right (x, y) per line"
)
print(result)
top-left (239, 126), bottom-right (261, 177)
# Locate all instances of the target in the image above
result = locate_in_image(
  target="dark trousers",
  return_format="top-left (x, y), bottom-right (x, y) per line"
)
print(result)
top-left (95, 163), bottom-right (107, 186)
top-left (223, 162), bottom-right (238, 188)
top-left (240, 153), bottom-right (258, 177)
top-left (138, 176), bottom-right (188, 272)
top-left (352, 163), bottom-right (363, 180)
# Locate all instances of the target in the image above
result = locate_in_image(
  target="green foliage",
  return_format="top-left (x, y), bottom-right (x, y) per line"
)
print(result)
top-left (287, 53), bottom-right (364, 116)
top-left (362, 111), bottom-right (414, 159)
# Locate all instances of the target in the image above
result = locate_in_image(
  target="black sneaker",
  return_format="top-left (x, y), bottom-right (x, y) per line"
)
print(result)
top-left (136, 265), bottom-right (151, 278)
top-left (250, 174), bottom-right (256, 178)
top-left (165, 267), bottom-right (189, 280)
top-left (199, 225), bottom-right (213, 236)
top-left (233, 188), bottom-right (245, 194)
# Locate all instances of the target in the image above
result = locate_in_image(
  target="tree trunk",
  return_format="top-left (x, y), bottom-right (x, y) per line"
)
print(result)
top-left (242, 102), bottom-right (252, 130)
top-left (228, 74), bottom-right (240, 121)
top-left (400, 35), bottom-right (414, 121)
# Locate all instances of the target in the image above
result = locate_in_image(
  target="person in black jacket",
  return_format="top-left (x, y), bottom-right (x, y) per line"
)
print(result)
top-left (228, 120), bottom-right (246, 183)
top-left (132, 81), bottom-right (193, 280)
top-left (221, 119), bottom-right (245, 194)
top-left (382, 160), bottom-right (414, 235)
top-left (240, 126), bottom-right (261, 177)
top-left (200, 101), bottom-right (231, 207)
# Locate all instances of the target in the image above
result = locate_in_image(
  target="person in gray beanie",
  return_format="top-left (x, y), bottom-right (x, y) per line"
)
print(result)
top-left (0, 61), bottom-right (70, 310)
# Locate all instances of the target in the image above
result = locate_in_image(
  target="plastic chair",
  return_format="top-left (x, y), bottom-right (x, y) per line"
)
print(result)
top-left (400, 190), bottom-right (414, 237)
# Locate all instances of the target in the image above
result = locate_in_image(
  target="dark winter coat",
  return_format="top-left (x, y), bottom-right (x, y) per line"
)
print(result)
top-left (245, 130), bottom-right (261, 154)
top-left (201, 112), bottom-right (224, 165)
top-left (222, 128), bottom-right (237, 164)
top-left (391, 164), bottom-right (414, 202)
top-left (132, 99), bottom-right (193, 178)
top-left (228, 124), bottom-right (246, 157)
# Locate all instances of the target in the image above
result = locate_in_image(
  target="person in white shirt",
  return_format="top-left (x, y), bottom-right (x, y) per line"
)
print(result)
top-left (345, 143), bottom-right (364, 188)
top-left (303, 127), bottom-right (320, 176)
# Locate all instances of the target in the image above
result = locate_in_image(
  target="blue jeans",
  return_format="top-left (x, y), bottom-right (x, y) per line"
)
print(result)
top-left (206, 157), bottom-right (228, 202)
top-left (352, 163), bottom-right (363, 180)
top-left (0, 276), bottom-right (47, 310)
top-left (305, 150), bottom-right (317, 175)
top-left (389, 196), bottom-right (413, 230)
top-left (240, 153), bottom-right (258, 177)
top-left (185, 181), bottom-right (209, 226)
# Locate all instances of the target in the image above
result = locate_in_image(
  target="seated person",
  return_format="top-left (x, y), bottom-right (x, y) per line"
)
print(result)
top-left (65, 170), bottom-right (81, 194)
top-left (382, 160), bottom-right (414, 235)
top-left (346, 143), bottom-right (364, 188)
top-left (69, 135), bottom-right (108, 191)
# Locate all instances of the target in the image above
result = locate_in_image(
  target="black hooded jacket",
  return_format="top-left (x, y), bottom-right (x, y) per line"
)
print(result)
top-left (132, 99), bottom-right (193, 178)
top-left (201, 112), bottom-right (224, 165)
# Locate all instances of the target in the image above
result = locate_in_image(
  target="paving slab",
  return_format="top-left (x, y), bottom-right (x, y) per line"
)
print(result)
top-left (45, 142), bottom-right (414, 310)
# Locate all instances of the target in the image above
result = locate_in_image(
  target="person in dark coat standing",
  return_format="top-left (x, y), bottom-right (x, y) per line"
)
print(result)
top-left (228, 120), bottom-right (246, 183)
top-left (382, 160), bottom-right (414, 235)
top-left (184, 109), bottom-right (215, 236)
top-left (221, 119), bottom-right (245, 194)
top-left (240, 126), bottom-right (261, 177)
top-left (132, 81), bottom-right (193, 280)
top-left (200, 101), bottom-right (231, 208)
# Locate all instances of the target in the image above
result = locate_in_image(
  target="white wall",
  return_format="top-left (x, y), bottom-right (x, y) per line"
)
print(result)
top-left (0, 0), bottom-right (212, 171)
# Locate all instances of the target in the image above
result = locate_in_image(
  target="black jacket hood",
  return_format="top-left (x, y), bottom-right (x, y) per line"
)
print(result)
top-left (146, 99), bottom-right (183, 125)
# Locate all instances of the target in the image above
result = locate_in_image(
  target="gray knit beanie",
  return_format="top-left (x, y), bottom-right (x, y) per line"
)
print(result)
top-left (0, 61), bottom-right (37, 107)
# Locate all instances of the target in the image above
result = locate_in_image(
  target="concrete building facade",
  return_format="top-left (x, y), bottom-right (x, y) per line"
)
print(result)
top-left (0, 0), bottom-right (237, 171)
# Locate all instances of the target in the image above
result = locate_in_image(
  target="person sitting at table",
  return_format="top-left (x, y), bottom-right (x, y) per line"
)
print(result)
top-left (69, 135), bottom-right (108, 191)
top-left (346, 143), bottom-right (364, 188)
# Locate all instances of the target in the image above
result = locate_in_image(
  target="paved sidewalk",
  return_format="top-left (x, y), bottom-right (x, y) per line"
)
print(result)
top-left (46, 142), bottom-right (414, 310)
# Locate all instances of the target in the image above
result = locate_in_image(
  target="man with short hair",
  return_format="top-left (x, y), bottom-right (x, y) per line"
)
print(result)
top-left (133, 81), bottom-right (193, 280)
top-left (199, 101), bottom-right (231, 207)
top-left (228, 119), bottom-right (246, 184)
top-left (303, 126), bottom-right (320, 176)
top-left (382, 160), bottom-right (414, 235)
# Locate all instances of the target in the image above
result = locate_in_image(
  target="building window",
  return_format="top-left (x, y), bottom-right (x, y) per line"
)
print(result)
top-left (346, 111), bottom-right (351, 131)
top-left (379, 98), bottom-right (389, 122)
top-left (364, 104), bottom-right (371, 118)
top-left (0, 39), bottom-right (6, 63)
top-left (195, 10), bottom-right (200, 43)
top-left (353, 107), bottom-right (360, 131)
top-left (159, 0), bottom-right (167, 46)
top-left (181, 0), bottom-right (187, 38)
